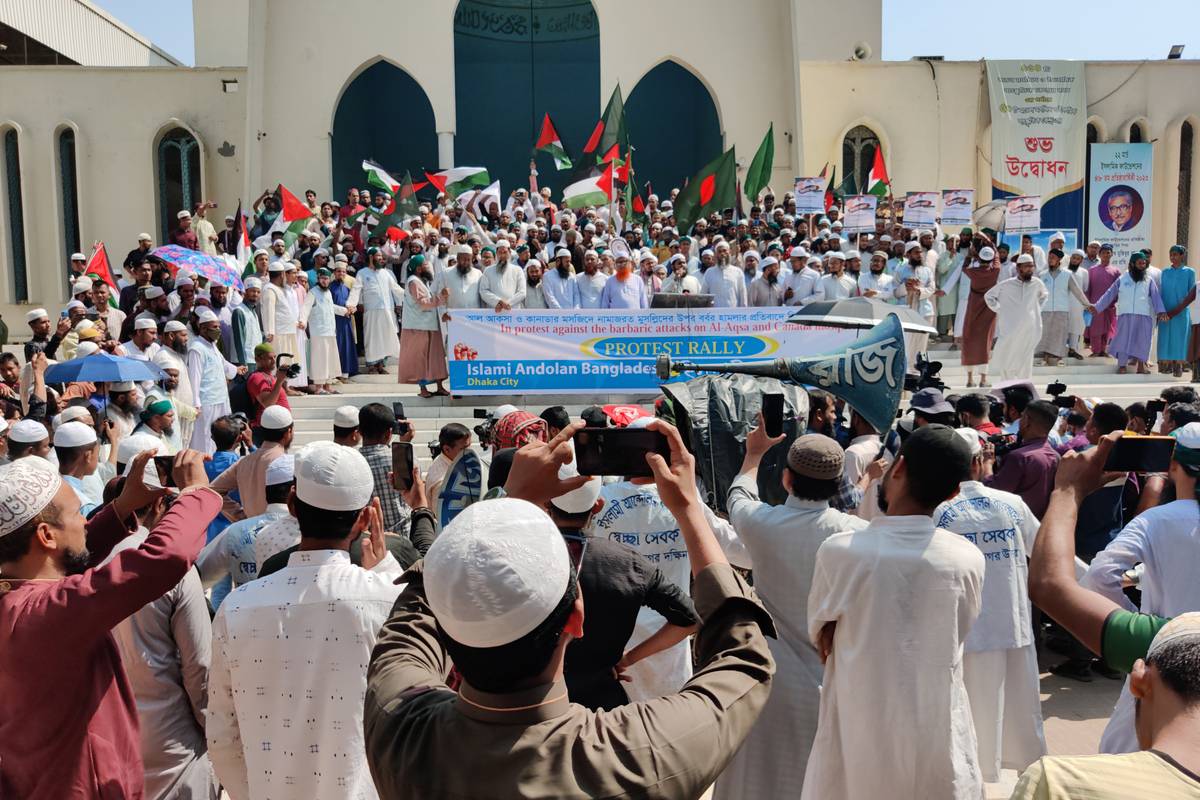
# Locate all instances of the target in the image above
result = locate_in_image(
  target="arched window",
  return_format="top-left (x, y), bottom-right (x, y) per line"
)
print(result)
top-left (1180, 122), bottom-right (1193, 248)
top-left (1130, 121), bottom-right (1147, 143)
top-left (157, 127), bottom-right (201, 242)
top-left (627, 60), bottom-right (722, 194)
top-left (2, 128), bottom-right (28, 302)
top-left (58, 128), bottom-right (80, 262)
top-left (1087, 123), bottom-right (1100, 145)
top-left (842, 125), bottom-right (879, 195)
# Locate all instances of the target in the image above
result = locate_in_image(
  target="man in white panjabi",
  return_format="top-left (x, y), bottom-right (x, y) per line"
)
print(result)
top-left (803, 425), bottom-right (985, 800)
top-left (187, 307), bottom-right (240, 454)
top-left (984, 253), bottom-right (1047, 382)
top-left (156, 321), bottom-right (197, 447)
top-left (357, 246), bottom-right (404, 374)
top-left (207, 442), bottom-right (405, 800)
top-left (260, 261), bottom-right (305, 391)
top-left (934, 428), bottom-right (1047, 782)
top-left (713, 430), bottom-right (868, 800)
top-left (299, 266), bottom-right (344, 394)
top-left (282, 262), bottom-right (309, 389)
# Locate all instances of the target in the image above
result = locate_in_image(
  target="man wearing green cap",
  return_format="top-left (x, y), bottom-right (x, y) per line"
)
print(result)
top-left (299, 265), bottom-right (341, 395)
top-left (135, 396), bottom-right (180, 455)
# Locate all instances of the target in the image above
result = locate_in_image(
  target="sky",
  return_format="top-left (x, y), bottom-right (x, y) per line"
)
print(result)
top-left (95, 0), bottom-right (1194, 66)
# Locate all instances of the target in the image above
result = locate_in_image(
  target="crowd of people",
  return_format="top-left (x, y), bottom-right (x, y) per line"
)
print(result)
top-left (0, 174), bottom-right (1199, 800)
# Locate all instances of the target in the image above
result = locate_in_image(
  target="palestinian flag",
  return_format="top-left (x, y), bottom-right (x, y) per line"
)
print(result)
top-left (674, 148), bottom-right (737, 235)
top-left (362, 160), bottom-right (401, 197)
top-left (866, 147), bottom-right (890, 197)
top-left (85, 243), bottom-right (119, 307)
top-left (743, 123), bottom-right (774, 202)
top-left (562, 162), bottom-right (615, 209)
top-left (266, 184), bottom-right (315, 247)
top-left (424, 167), bottom-right (489, 199)
top-left (535, 113), bottom-right (572, 171)
top-left (578, 85), bottom-right (627, 173)
top-left (232, 200), bottom-right (255, 278)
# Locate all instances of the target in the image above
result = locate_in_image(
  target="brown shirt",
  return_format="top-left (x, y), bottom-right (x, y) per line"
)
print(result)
top-left (209, 440), bottom-right (287, 521)
top-left (364, 562), bottom-right (776, 799)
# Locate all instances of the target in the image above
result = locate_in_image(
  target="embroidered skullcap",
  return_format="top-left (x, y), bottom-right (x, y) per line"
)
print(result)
top-left (163, 320), bottom-right (187, 333)
top-left (0, 457), bottom-right (62, 538)
top-left (786, 434), bottom-right (844, 480)
top-left (1146, 612), bottom-right (1200, 660)
top-left (333, 405), bottom-right (360, 429)
top-left (1016, 253), bottom-right (1035, 265)
top-left (979, 247), bottom-right (996, 261)
top-left (424, 498), bottom-right (571, 648)
top-left (243, 277), bottom-right (262, 290)
top-left (265, 454), bottom-right (295, 486)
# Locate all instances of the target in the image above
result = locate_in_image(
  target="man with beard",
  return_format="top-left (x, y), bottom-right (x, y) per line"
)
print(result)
top-left (156, 321), bottom-right (197, 447)
top-left (261, 262), bottom-right (304, 383)
top-left (816, 251), bottom-right (856, 301)
top-left (1086, 243), bottom-right (1121, 357)
top-left (857, 251), bottom-right (896, 300)
top-left (329, 260), bottom-right (358, 379)
top-left (1091, 250), bottom-right (1168, 374)
top-left (662, 254), bottom-right (701, 294)
top-left (575, 250), bottom-right (608, 309)
top-left (105, 381), bottom-right (141, 440)
top-left (985, 254), bottom-right (1048, 381)
top-left (398, 255), bottom-right (449, 398)
top-left (0, 450), bottom-right (219, 800)
top-left (959, 245), bottom-right (1001, 388)
top-left (122, 231), bottom-right (155, 277)
top-left (134, 396), bottom-right (180, 454)
top-left (785, 250), bottom-right (821, 306)
top-left (480, 241), bottom-right (527, 312)
top-left (298, 267), bottom-right (342, 395)
top-left (188, 307), bottom-right (244, 453)
top-left (702, 245), bottom-right (748, 308)
top-left (1036, 248), bottom-right (1089, 367)
top-left (356, 248), bottom-right (403, 376)
top-left (524, 260), bottom-right (549, 309)
top-left (230, 277), bottom-right (264, 368)
top-left (433, 244), bottom-right (483, 318)
top-left (600, 253), bottom-right (649, 309)
top-left (122, 286), bottom-right (172, 341)
top-left (541, 247), bottom-right (580, 309)
top-left (1065, 249), bottom-right (1090, 359)
top-left (123, 316), bottom-right (161, 363)
top-left (743, 255), bottom-right (779, 305)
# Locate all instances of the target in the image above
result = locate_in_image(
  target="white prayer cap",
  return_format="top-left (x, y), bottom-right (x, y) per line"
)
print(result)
top-left (904, 241), bottom-right (922, 254)
top-left (1050, 231), bottom-right (1066, 243)
top-left (525, 259), bottom-right (542, 271)
top-left (133, 316), bottom-right (158, 331)
top-left (9, 418), bottom-right (50, 444)
top-left (224, 214), bottom-right (235, 222)
top-left (1146, 612), bottom-right (1200, 660)
top-left (424, 498), bottom-right (570, 648)
top-left (550, 464), bottom-right (602, 515)
top-left (175, 276), bottom-right (194, 288)
top-left (74, 319), bottom-right (95, 333)
top-left (65, 300), bottom-right (86, 311)
top-left (494, 404), bottom-right (520, 419)
top-left (639, 249), bottom-right (657, 263)
top-left (953, 427), bottom-right (983, 457)
top-left (789, 246), bottom-right (806, 258)
top-left (137, 232), bottom-right (153, 242)
top-left (827, 251), bottom-right (845, 261)
top-left (1016, 253), bottom-right (1035, 265)
top-left (25, 308), bottom-right (48, 323)
top-left (806, 256), bottom-right (822, 268)
top-left (265, 453), bottom-right (295, 486)
top-left (880, 234), bottom-right (893, 243)
top-left (117, 432), bottom-right (165, 466)
top-left (70, 252), bottom-right (87, 261)
top-left (253, 248), bottom-right (270, 259)
top-left (243, 277), bottom-right (263, 289)
top-left (53, 421), bottom-right (97, 448)
top-left (109, 381), bottom-right (135, 393)
top-left (760, 256), bottom-right (778, 269)
top-left (845, 249), bottom-right (861, 260)
top-left (334, 253), bottom-right (349, 264)
top-left (56, 406), bottom-right (93, 429)
top-left (163, 320), bottom-right (187, 333)
top-left (260, 405), bottom-right (293, 430)
top-left (742, 250), bottom-right (760, 262)
top-left (72, 278), bottom-right (93, 293)
top-left (667, 253), bottom-right (685, 265)
top-left (144, 285), bottom-right (166, 299)
top-left (333, 405), bottom-right (360, 429)
top-left (831, 220), bottom-right (844, 229)
top-left (872, 250), bottom-right (890, 259)
top-left (177, 209), bottom-right (191, 219)
top-left (584, 249), bottom-right (598, 258)
top-left (77, 341), bottom-right (101, 357)
top-left (978, 246), bottom-right (996, 260)
top-left (1172, 421), bottom-right (1200, 451)
top-left (554, 247), bottom-right (571, 258)
top-left (0, 457), bottom-right (62, 538)
top-left (285, 260), bottom-right (299, 271)
top-left (294, 441), bottom-right (373, 511)
top-left (1071, 248), bottom-right (1086, 258)
top-left (195, 307), bottom-right (219, 325)
top-left (267, 261), bottom-right (287, 272)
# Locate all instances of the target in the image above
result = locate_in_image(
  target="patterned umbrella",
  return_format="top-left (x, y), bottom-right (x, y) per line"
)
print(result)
top-left (150, 245), bottom-right (244, 290)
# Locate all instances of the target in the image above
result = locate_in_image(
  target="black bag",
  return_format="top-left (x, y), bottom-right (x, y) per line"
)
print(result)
top-left (228, 368), bottom-right (257, 418)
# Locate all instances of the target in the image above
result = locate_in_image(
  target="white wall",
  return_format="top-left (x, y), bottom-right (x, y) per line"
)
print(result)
top-left (193, 0), bottom-right (249, 67)
top-left (0, 66), bottom-right (246, 321)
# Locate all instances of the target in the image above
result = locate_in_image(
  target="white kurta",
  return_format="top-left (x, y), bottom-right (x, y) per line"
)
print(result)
top-left (702, 265), bottom-right (748, 307)
top-left (261, 281), bottom-right (304, 385)
top-left (713, 474), bottom-right (868, 800)
top-left (479, 262), bottom-right (528, 308)
top-left (157, 347), bottom-right (196, 448)
top-left (186, 337), bottom-right (237, 454)
top-left (1082, 498), bottom-right (1200, 754)
top-left (1067, 266), bottom-right (1090, 346)
top-left (985, 277), bottom-right (1048, 381)
top-left (575, 271), bottom-right (609, 308)
top-left (357, 267), bottom-right (403, 364)
top-left (207, 549), bottom-right (403, 800)
top-left (584, 481), bottom-right (693, 701)
top-left (299, 286), bottom-right (344, 383)
top-left (803, 515), bottom-right (986, 800)
top-left (934, 481), bottom-right (1047, 781)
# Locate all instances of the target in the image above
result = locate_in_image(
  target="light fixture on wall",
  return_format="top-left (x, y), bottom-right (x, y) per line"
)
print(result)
top-left (222, 79), bottom-right (240, 93)
top-left (1168, 45), bottom-right (1185, 60)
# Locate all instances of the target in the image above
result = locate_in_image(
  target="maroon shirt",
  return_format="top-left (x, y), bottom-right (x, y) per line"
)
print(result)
top-left (0, 489), bottom-right (219, 800)
top-left (985, 436), bottom-right (1060, 518)
top-left (170, 226), bottom-right (199, 251)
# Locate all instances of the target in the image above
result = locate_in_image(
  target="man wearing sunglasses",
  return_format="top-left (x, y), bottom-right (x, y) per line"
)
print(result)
top-left (547, 466), bottom-right (698, 711)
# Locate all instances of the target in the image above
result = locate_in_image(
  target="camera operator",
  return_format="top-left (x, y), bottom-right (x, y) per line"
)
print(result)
top-left (246, 343), bottom-right (292, 446)
top-left (980, 400), bottom-right (1060, 519)
top-left (998, 384), bottom-right (1034, 436)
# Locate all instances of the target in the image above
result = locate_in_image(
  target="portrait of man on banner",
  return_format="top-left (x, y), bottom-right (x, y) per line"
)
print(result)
top-left (1099, 185), bottom-right (1144, 232)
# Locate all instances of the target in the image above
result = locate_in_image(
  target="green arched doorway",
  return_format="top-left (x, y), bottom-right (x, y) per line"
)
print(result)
top-left (626, 60), bottom-right (722, 195)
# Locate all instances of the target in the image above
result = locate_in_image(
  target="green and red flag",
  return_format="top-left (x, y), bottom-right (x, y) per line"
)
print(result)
top-left (424, 167), bottom-right (490, 198)
top-left (743, 123), bottom-right (775, 203)
top-left (535, 113), bottom-right (573, 171)
top-left (866, 147), bottom-right (891, 197)
top-left (265, 184), bottom-right (315, 247)
top-left (85, 242), bottom-right (119, 306)
top-left (824, 166), bottom-right (837, 213)
top-left (622, 150), bottom-right (647, 225)
top-left (562, 162), bottom-right (616, 209)
top-left (578, 85), bottom-right (627, 173)
top-left (231, 200), bottom-right (256, 278)
top-left (673, 148), bottom-right (737, 234)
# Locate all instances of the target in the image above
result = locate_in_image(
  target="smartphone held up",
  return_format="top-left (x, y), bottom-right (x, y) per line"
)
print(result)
top-left (573, 427), bottom-right (670, 478)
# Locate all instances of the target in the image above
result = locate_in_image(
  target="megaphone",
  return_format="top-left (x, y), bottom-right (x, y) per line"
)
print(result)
top-left (656, 314), bottom-right (907, 434)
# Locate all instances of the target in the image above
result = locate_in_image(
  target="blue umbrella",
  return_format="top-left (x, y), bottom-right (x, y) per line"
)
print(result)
top-left (44, 352), bottom-right (166, 384)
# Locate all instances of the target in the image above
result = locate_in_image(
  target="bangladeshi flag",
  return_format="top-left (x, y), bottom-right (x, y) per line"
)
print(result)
top-left (575, 85), bottom-right (627, 179)
top-left (85, 243), bottom-right (119, 307)
top-left (673, 148), bottom-right (736, 235)
top-left (535, 113), bottom-right (572, 171)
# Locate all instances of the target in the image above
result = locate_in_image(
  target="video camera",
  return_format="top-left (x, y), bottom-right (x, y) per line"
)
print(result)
top-left (275, 353), bottom-right (302, 380)
top-left (1046, 381), bottom-right (1078, 409)
top-left (904, 353), bottom-right (945, 393)
top-left (473, 408), bottom-right (497, 449)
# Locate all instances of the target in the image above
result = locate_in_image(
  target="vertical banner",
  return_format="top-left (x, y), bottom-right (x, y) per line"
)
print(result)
top-left (1004, 195), bottom-right (1042, 234)
top-left (986, 60), bottom-right (1086, 232)
top-left (1087, 143), bottom-right (1153, 267)
top-left (941, 189), bottom-right (975, 228)
top-left (903, 192), bottom-right (939, 228)
top-left (841, 194), bottom-right (879, 233)
top-left (793, 177), bottom-right (826, 214)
